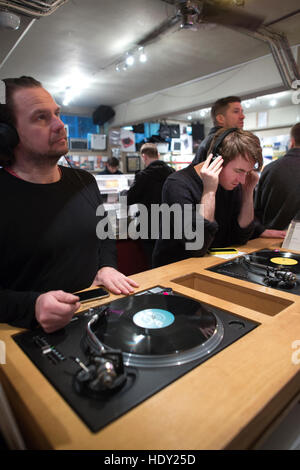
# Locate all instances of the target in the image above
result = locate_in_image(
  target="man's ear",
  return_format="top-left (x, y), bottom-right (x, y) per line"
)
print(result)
top-left (216, 113), bottom-right (225, 126)
top-left (290, 137), bottom-right (295, 149)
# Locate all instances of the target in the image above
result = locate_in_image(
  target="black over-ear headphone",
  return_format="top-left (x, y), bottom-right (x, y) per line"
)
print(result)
top-left (211, 127), bottom-right (238, 162)
top-left (0, 120), bottom-right (19, 151)
top-left (0, 79), bottom-right (20, 157)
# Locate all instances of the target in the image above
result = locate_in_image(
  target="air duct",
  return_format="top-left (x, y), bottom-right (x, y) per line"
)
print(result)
top-left (0, 0), bottom-right (69, 18)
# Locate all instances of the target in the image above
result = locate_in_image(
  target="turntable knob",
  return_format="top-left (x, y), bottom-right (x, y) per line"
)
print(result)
top-left (228, 320), bottom-right (245, 330)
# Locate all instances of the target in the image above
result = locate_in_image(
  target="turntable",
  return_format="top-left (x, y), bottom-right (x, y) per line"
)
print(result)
top-left (208, 249), bottom-right (300, 295)
top-left (13, 286), bottom-right (258, 433)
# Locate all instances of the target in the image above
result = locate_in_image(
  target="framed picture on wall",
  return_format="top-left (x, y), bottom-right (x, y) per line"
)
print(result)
top-left (126, 155), bottom-right (141, 173)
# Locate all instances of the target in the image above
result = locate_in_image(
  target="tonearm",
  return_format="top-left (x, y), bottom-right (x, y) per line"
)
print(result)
top-left (242, 255), bottom-right (297, 288)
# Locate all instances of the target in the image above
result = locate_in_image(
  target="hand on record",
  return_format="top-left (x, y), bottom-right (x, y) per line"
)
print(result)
top-left (35, 290), bottom-right (80, 333)
top-left (260, 229), bottom-right (286, 239)
top-left (92, 266), bottom-right (139, 295)
top-left (195, 154), bottom-right (223, 194)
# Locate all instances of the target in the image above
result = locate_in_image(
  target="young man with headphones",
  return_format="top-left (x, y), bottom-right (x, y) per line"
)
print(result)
top-left (153, 128), bottom-right (263, 268)
top-left (0, 76), bottom-right (138, 333)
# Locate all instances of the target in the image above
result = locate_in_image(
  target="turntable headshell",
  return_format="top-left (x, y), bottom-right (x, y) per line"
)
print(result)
top-left (242, 254), bottom-right (297, 289)
top-left (71, 308), bottom-right (127, 396)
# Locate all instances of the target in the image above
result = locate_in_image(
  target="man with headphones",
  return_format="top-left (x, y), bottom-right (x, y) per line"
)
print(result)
top-left (153, 128), bottom-right (263, 267)
top-left (0, 76), bottom-right (138, 333)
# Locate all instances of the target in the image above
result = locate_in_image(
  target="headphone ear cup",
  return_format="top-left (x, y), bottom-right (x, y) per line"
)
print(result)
top-left (0, 122), bottom-right (19, 150)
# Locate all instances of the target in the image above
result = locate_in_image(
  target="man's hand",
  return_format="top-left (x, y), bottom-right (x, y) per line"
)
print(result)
top-left (242, 170), bottom-right (259, 194)
top-left (92, 266), bottom-right (139, 295)
top-left (260, 229), bottom-right (286, 239)
top-left (195, 154), bottom-right (223, 194)
top-left (35, 290), bottom-right (81, 333)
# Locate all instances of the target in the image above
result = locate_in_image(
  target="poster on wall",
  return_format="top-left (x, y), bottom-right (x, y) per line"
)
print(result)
top-left (109, 129), bottom-right (121, 146)
top-left (120, 129), bottom-right (136, 152)
top-left (180, 134), bottom-right (193, 154)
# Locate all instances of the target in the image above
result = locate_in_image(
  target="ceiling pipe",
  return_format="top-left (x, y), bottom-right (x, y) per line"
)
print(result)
top-left (0, 18), bottom-right (36, 71)
top-left (0, 0), bottom-right (69, 18)
top-left (245, 27), bottom-right (300, 89)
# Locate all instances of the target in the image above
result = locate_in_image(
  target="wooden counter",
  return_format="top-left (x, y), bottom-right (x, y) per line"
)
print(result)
top-left (1, 237), bottom-right (300, 450)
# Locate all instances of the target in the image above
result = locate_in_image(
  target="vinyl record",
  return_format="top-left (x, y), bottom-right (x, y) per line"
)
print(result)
top-left (88, 294), bottom-right (224, 367)
top-left (248, 250), bottom-right (300, 272)
top-left (208, 249), bottom-right (300, 295)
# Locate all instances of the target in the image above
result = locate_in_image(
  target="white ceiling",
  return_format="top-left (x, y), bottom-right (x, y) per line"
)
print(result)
top-left (0, 0), bottom-right (299, 120)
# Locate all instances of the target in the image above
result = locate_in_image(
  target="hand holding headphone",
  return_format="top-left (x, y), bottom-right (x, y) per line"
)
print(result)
top-left (199, 152), bottom-right (223, 194)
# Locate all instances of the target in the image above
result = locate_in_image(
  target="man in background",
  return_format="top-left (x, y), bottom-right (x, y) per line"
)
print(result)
top-left (125, 143), bottom-right (174, 267)
top-left (99, 156), bottom-right (123, 174)
top-left (255, 122), bottom-right (300, 230)
top-left (192, 96), bottom-right (245, 165)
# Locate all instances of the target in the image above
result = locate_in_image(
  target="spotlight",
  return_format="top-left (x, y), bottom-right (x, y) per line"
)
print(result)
top-left (138, 47), bottom-right (147, 63)
top-left (139, 52), bottom-right (147, 63)
top-left (179, 1), bottom-right (201, 29)
top-left (125, 54), bottom-right (134, 66)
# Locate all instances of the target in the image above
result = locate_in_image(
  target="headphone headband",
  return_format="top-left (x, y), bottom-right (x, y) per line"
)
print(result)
top-left (212, 127), bottom-right (238, 160)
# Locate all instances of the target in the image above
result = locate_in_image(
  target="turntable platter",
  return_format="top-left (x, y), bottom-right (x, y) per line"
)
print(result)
top-left (90, 294), bottom-right (224, 367)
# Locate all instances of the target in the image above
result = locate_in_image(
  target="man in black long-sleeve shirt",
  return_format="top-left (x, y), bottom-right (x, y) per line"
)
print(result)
top-left (125, 143), bottom-right (174, 267)
top-left (191, 96), bottom-right (245, 166)
top-left (191, 96), bottom-right (285, 241)
top-left (153, 128), bottom-right (263, 267)
top-left (0, 76), bottom-right (137, 332)
top-left (255, 123), bottom-right (300, 230)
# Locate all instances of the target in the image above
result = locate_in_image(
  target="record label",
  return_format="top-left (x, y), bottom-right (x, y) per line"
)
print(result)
top-left (133, 309), bottom-right (175, 329)
top-left (270, 257), bottom-right (298, 266)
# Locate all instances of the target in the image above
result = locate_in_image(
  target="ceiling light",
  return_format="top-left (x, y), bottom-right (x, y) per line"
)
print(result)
top-left (187, 115), bottom-right (193, 120)
top-left (59, 72), bottom-right (91, 106)
top-left (270, 99), bottom-right (277, 106)
top-left (125, 54), bottom-right (134, 66)
top-left (138, 47), bottom-right (147, 63)
top-left (139, 52), bottom-right (147, 63)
